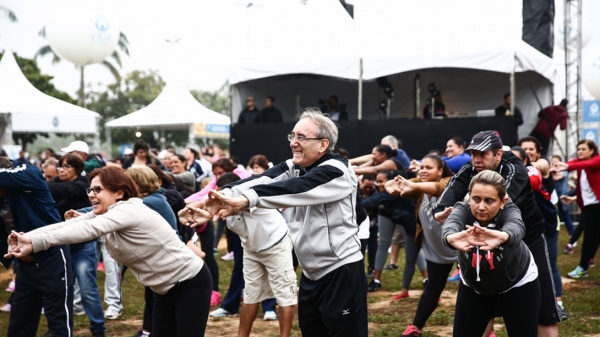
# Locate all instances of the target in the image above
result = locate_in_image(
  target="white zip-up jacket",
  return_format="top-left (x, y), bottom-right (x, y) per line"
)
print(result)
top-left (223, 153), bottom-right (362, 280)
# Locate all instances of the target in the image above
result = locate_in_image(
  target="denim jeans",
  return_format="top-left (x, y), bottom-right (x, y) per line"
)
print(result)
top-left (71, 240), bottom-right (105, 332)
top-left (543, 232), bottom-right (562, 297)
top-left (97, 237), bottom-right (123, 313)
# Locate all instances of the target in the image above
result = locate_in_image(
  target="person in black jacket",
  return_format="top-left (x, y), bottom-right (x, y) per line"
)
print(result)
top-left (238, 96), bottom-right (261, 124)
top-left (47, 153), bottom-right (106, 336)
top-left (442, 170), bottom-right (539, 337)
top-left (260, 96), bottom-right (283, 123)
top-left (434, 130), bottom-right (561, 335)
top-left (495, 93), bottom-right (524, 144)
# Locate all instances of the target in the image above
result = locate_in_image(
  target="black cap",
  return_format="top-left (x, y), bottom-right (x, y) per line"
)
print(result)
top-left (466, 131), bottom-right (503, 152)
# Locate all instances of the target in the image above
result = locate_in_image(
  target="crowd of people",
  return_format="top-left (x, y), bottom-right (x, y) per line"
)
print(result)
top-left (0, 105), bottom-right (596, 337)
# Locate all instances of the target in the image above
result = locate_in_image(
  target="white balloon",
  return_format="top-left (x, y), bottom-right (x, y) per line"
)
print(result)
top-left (45, 1), bottom-right (120, 66)
top-left (583, 44), bottom-right (600, 100)
top-left (554, 17), bottom-right (593, 50)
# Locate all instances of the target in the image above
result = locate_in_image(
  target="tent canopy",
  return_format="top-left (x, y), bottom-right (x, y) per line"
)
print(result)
top-left (229, 0), bottom-right (556, 135)
top-left (0, 49), bottom-right (99, 134)
top-left (105, 81), bottom-right (230, 135)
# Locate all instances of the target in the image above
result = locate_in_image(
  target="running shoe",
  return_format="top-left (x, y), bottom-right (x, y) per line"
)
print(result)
top-left (392, 292), bottom-right (409, 301)
top-left (210, 307), bottom-right (234, 317)
top-left (489, 332), bottom-right (497, 337)
top-left (448, 268), bottom-right (460, 282)
top-left (221, 251), bottom-right (234, 261)
top-left (558, 305), bottom-right (569, 321)
top-left (210, 290), bottom-right (222, 306)
top-left (589, 259), bottom-right (595, 268)
top-left (383, 263), bottom-right (398, 270)
top-left (401, 325), bottom-right (422, 337)
top-left (5, 280), bottom-right (15, 292)
top-left (0, 303), bottom-right (10, 312)
top-left (104, 308), bottom-right (121, 319)
top-left (367, 280), bottom-right (381, 292)
top-left (567, 266), bottom-right (588, 279)
top-left (563, 244), bottom-right (574, 254)
top-left (97, 262), bottom-right (105, 272)
top-left (74, 308), bottom-right (86, 316)
top-left (263, 311), bottom-right (277, 321)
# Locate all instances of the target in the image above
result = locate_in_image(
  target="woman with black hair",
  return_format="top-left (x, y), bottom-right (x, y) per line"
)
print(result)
top-left (385, 154), bottom-right (455, 337)
top-left (443, 137), bottom-right (471, 174)
top-left (122, 140), bottom-right (161, 169)
top-left (353, 144), bottom-right (404, 175)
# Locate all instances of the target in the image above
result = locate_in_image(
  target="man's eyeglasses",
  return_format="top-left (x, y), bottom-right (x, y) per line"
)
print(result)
top-left (58, 164), bottom-right (73, 170)
top-left (287, 134), bottom-right (324, 143)
top-left (86, 186), bottom-right (103, 195)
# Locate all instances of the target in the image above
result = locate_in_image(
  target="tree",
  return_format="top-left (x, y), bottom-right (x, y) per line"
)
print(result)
top-left (0, 6), bottom-right (17, 23)
top-left (190, 81), bottom-right (230, 115)
top-left (0, 52), bottom-right (76, 150)
top-left (35, 29), bottom-right (130, 106)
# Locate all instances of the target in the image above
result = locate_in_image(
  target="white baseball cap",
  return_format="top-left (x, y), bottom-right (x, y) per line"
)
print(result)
top-left (61, 141), bottom-right (89, 154)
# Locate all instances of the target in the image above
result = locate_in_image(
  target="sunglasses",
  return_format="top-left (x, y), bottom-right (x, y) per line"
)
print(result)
top-left (86, 186), bottom-right (103, 195)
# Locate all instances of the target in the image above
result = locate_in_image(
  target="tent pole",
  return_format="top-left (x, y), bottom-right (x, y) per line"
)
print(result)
top-left (105, 127), bottom-right (112, 159)
top-left (160, 129), bottom-right (166, 150)
top-left (94, 116), bottom-right (101, 153)
top-left (188, 124), bottom-right (195, 147)
top-left (358, 58), bottom-right (363, 120)
top-left (510, 72), bottom-right (515, 116)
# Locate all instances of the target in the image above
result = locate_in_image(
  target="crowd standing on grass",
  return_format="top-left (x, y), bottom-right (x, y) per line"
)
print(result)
top-left (1, 104), bottom-right (598, 337)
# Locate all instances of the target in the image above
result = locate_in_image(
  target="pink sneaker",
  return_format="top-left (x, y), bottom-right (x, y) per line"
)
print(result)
top-left (221, 252), bottom-right (234, 261)
top-left (5, 280), bottom-right (15, 292)
top-left (489, 331), bottom-right (497, 337)
top-left (97, 262), bottom-right (105, 272)
top-left (210, 291), bottom-right (222, 306)
top-left (0, 303), bottom-right (10, 312)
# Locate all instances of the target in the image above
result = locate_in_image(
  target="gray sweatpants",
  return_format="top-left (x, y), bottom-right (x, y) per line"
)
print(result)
top-left (375, 215), bottom-right (426, 289)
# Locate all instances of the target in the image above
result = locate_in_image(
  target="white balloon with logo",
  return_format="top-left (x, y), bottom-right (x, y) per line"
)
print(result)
top-left (583, 44), bottom-right (600, 100)
top-left (45, 1), bottom-right (120, 66)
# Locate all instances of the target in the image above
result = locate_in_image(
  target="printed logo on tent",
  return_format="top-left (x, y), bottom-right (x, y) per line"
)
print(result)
top-left (52, 117), bottom-right (59, 127)
top-left (583, 100), bottom-right (600, 123)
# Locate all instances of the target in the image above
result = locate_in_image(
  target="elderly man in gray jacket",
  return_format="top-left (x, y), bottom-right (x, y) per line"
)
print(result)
top-left (207, 108), bottom-right (367, 337)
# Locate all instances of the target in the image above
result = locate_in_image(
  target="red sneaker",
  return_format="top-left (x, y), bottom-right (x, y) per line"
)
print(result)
top-left (97, 262), bottom-right (104, 272)
top-left (210, 291), bottom-right (221, 306)
top-left (392, 292), bottom-right (409, 301)
top-left (401, 325), bottom-right (422, 337)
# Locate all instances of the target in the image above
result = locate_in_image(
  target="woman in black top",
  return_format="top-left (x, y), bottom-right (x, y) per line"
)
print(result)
top-left (441, 170), bottom-right (539, 337)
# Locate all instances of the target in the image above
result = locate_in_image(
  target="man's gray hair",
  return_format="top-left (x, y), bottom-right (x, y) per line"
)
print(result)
top-left (299, 108), bottom-right (338, 152)
top-left (381, 135), bottom-right (399, 149)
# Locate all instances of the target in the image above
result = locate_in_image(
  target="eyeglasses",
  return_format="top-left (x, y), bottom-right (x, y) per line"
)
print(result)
top-left (58, 164), bottom-right (73, 170)
top-left (86, 186), bottom-right (103, 195)
top-left (287, 134), bottom-right (324, 142)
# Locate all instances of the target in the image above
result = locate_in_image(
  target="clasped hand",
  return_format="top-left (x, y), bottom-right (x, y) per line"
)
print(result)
top-left (447, 224), bottom-right (507, 252)
top-left (4, 231), bottom-right (33, 259)
top-left (202, 190), bottom-right (250, 221)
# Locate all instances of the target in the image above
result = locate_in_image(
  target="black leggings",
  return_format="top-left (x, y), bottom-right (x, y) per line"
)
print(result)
top-left (579, 204), bottom-right (600, 270)
top-left (142, 287), bottom-right (154, 331)
top-left (199, 221), bottom-right (219, 291)
top-left (412, 260), bottom-right (454, 329)
top-left (453, 279), bottom-right (540, 337)
top-left (152, 265), bottom-right (212, 337)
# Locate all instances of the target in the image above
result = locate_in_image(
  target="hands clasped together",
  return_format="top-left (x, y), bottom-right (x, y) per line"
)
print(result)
top-left (446, 224), bottom-right (509, 252)
top-left (178, 190), bottom-right (250, 227)
top-left (384, 175), bottom-right (417, 197)
top-left (4, 231), bottom-right (33, 260)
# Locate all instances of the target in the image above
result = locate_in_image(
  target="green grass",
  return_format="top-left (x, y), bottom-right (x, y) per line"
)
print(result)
top-left (0, 228), bottom-right (599, 336)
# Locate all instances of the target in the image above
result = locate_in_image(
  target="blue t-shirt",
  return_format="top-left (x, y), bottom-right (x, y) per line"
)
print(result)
top-left (443, 152), bottom-right (471, 173)
top-left (394, 149), bottom-right (411, 169)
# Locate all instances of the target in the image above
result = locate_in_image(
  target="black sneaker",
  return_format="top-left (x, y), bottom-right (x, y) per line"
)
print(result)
top-left (367, 280), bottom-right (381, 292)
top-left (383, 263), bottom-right (399, 270)
top-left (559, 306), bottom-right (569, 321)
top-left (91, 331), bottom-right (105, 337)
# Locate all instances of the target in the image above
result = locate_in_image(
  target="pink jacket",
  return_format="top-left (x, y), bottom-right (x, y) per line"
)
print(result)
top-left (184, 168), bottom-right (251, 203)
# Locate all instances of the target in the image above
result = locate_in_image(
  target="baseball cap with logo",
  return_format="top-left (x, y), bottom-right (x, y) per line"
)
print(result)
top-left (466, 131), bottom-right (503, 152)
top-left (61, 141), bottom-right (90, 154)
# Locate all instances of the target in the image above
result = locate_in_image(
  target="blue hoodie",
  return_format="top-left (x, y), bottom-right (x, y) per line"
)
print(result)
top-left (0, 161), bottom-right (63, 263)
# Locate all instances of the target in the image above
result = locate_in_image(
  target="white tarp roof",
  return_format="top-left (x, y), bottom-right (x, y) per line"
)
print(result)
top-left (228, 0), bottom-right (360, 85)
top-left (0, 49), bottom-right (99, 133)
top-left (357, 0), bottom-right (556, 82)
top-left (105, 80), bottom-right (230, 129)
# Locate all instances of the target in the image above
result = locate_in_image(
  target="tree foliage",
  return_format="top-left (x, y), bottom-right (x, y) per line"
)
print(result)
top-left (0, 52), bottom-right (76, 150)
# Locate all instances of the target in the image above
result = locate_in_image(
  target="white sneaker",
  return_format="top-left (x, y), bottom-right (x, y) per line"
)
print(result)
top-left (221, 252), bottom-right (234, 261)
top-left (0, 303), bottom-right (10, 312)
top-left (263, 310), bottom-right (277, 321)
top-left (74, 308), bottom-right (86, 316)
top-left (210, 307), bottom-right (234, 317)
top-left (104, 308), bottom-right (122, 319)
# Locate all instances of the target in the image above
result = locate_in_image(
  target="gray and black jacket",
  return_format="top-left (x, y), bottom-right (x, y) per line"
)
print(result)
top-left (442, 201), bottom-right (533, 296)
top-left (223, 153), bottom-right (362, 280)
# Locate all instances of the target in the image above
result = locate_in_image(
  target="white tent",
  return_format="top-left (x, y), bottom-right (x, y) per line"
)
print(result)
top-left (229, 0), bottom-right (557, 138)
top-left (0, 49), bottom-right (99, 146)
top-left (104, 80), bottom-right (231, 149)
top-left (229, 0), bottom-right (360, 122)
